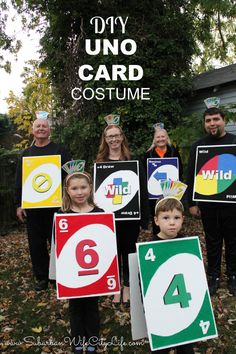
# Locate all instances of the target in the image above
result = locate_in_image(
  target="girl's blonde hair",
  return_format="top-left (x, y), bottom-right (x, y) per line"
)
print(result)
top-left (62, 172), bottom-right (96, 212)
top-left (155, 197), bottom-right (184, 217)
top-left (96, 125), bottom-right (131, 162)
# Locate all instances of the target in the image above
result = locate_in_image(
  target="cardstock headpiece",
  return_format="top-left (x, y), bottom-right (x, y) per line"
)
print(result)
top-left (160, 180), bottom-right (187, 201)
top-left (155, 196), bottom-right (184, 214)
top-left (204, 97), bottom-right (220, 108)
top-left (104, 114), bottom-right (120, 126)
top-left (62, 160), bottom-right (85, 174)
top-left (153, 122), bottom-right (164, 130)
top-left (36, 111), bottom-right (49, 119)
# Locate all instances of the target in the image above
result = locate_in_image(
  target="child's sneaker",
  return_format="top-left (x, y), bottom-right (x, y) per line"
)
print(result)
top-left (86, 346), bottom-right (97, 354)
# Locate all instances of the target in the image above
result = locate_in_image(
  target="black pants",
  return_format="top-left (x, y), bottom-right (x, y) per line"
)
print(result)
top-left (152, 343), bottom-right (194, 353)
top-left (69, 297), bottom-right (99, 348)
top-left (115, 220), bottom-right (140, 286)
top-left (26, 208), bottom-right (56, 280)
top-left (200, 205), bottom-right (236, 277)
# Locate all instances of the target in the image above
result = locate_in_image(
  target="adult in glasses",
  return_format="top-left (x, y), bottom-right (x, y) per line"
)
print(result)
top-left (96, 124), bottom-right (149, 305)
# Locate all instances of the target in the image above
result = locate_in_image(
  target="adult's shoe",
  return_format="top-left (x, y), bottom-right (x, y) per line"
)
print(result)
top-left (35, 279), bottom-right (48, 291)
top-left (208, 276), bottom-right (219, 296)
top-left (74, 347), bottom-right (84, 354)
top-left (227, 276), bottom-right (236, 296)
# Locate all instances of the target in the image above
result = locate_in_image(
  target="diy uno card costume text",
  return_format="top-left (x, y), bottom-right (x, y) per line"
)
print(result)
top-left (94, 161), bottom-right (140, 220)
top-left (193, 145), bottom-right (236, 203)
top-left (55, 213), bottom-right (120, 299)
top-left (22, 155), bottom-right (62, 208)
top-left (137, 237), bottom-right (217, 351)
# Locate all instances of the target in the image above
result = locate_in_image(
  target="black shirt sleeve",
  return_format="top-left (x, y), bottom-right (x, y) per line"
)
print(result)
top-left (186, 142), bottom-right (197, 208)
top-left (15, 151), bottom-right (24, 208)
top-left (142, 150), bottom-right (151, 177)
top-left (59, 145), bottom-right (71, 166)
top-left (172, 146), bottom-right (183, 180)
top-left (138, 158), bottom-right (150, 229)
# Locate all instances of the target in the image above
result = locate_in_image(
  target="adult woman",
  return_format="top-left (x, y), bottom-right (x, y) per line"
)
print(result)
top-left (143, 128), bottom-right (183, 235)
top-left (96, 124), bottom-right (149, 304)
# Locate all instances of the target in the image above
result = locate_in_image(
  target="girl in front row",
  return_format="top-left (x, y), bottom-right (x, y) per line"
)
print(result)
top-left (61, 172), bottom-right (103, 354)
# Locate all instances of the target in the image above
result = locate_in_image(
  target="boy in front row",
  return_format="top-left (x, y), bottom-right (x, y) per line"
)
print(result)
top-left (152, 197), bottom-right (195, 354)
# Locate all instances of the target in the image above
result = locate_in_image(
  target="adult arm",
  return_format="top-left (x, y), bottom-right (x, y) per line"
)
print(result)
top-left (138, 159), bottom-right (150, 230)
top-left (186, 142), bottom-right (198, 210)
top-left (15, 152), bottom-right (23, 209)
top-left (60, 145), bottom-right (71, 165)
top-left (189, 205), bottom-right (201, 216)
top-left (15, 151), bottom-right (27, 222)
top-left (16, 207), bottom-right (27, 222)
top-left (174, 146), bottom-right (183, 181)
top-left (58, 145), bottom-right (71, 181)
top-left (141, 150), bottom-right (150, 177)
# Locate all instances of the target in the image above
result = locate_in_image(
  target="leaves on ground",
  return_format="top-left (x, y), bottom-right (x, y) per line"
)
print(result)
top-left (31, 326), bottom-right (43, 333)
top-left (0, 218), bottom-right (236, 353)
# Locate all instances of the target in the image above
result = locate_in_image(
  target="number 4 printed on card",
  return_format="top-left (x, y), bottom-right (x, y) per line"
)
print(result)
top-left (199, 320), bottom-right (210, 335)
top-left (164, 274), bottom-right (192, 308)
top-left (145, 248), bottom-right (156, 262)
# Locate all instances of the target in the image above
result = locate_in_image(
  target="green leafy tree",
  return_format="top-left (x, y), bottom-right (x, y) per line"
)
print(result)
top-left (6, 61), bottom-right (55, 148)
top-left (6, 0), bottom-right (236, 164)
top-left (0, 1), bottom-right (22, 72)
top-left (0, 113), bottom-right (14, 149)
top-left (10, 0), bottom-right (198, 162)
top-left (191, 0), bottom-right (236, 72)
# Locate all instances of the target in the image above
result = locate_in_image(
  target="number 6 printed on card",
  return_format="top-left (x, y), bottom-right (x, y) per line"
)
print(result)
top-left (76, 239), bottom-right (99, 275)
top-left (55, 213), bottom-right (120, 299)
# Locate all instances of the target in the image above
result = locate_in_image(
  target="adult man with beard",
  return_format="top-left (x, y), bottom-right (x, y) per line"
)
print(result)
top-left (15, 118), bottom-right (70, 291)
top-left (187, 107), bottom-right (236, 296)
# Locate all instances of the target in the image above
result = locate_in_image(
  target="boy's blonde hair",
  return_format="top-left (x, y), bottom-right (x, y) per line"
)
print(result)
top-left (62, 172), bottom-right (96, 212)
top-left (155, 197), bottom-right (184, 217)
